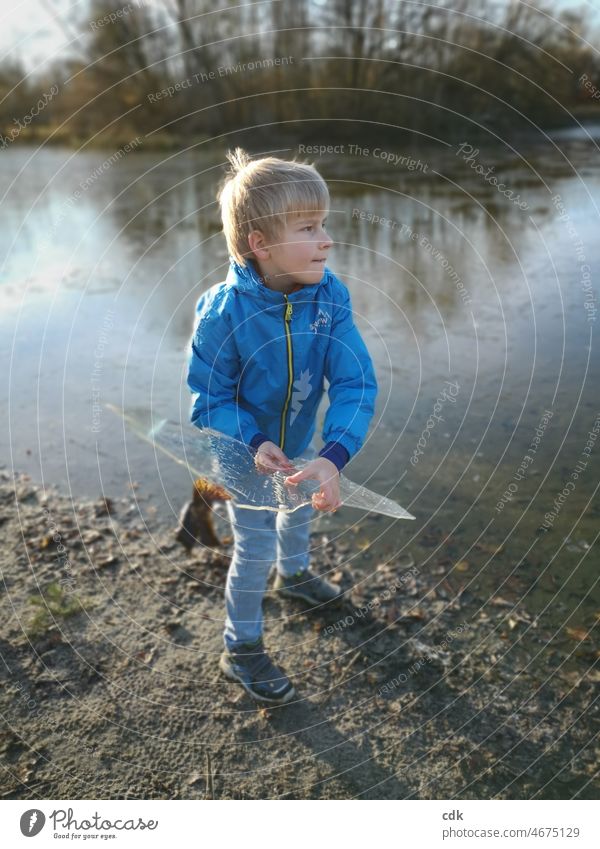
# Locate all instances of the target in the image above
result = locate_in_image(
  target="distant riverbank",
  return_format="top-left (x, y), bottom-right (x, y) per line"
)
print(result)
top-left (3, 106), bottom-right (600, 153)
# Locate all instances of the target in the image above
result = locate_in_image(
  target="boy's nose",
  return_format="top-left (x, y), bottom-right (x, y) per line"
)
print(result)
top-left (319, 231), bottom-right (333, 249)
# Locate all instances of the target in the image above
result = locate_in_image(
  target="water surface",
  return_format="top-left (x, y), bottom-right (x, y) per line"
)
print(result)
top-left (1, 135), bottom-right (598, 680)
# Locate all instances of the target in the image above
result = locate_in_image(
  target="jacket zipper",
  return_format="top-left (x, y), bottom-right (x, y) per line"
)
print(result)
top-left (279, 296), bottom-right (294, 450)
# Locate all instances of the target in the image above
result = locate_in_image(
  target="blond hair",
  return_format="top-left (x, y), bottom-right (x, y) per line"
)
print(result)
top-left (217, 148), bottom-right (329, 265)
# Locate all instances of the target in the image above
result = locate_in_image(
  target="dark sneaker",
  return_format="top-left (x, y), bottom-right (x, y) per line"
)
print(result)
top-left (273, 567), bottom-right (342, 606)
top-left (219, 638), bottom-right (295, 705)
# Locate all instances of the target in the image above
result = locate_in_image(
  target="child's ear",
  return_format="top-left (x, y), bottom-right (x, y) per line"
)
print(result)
top-left (248, 229), bottom-right (270, 261)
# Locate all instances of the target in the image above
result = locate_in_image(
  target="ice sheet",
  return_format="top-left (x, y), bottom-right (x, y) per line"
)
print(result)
top-left (106, 404), bottom-right (415, 520)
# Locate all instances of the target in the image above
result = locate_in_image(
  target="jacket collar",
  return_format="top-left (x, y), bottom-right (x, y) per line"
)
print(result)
top-left (226, 257), bottom-right (329, 302)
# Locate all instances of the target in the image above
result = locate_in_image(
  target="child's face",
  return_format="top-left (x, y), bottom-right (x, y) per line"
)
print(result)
top-left (265, 210), bottom-right (333, 286)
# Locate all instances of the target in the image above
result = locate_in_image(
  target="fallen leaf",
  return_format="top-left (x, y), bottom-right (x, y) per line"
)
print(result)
top-left (565, 626), bottom-right (590, 642)
top-left (490, 596), bottom-right (513, 608)
top-left (401, 607), bottom-right (425, 621)
top-left (82, 530), bottom-right (103, 544)
top-left (584, 670), bottom-right (600, 683)
top-left (257, 706), bottom-right (272, 720)
top-left (136, 649), bottom-right (156, 665)
top-left (96, 555), bottom-right (118, 569)
top-left (476, 543), bottom-right (504, 555)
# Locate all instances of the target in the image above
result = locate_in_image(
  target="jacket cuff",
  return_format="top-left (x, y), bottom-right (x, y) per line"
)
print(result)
top-left (249, 432), bottom-right (270, 451)
top-left (319, 441), bottom-right (350, 472)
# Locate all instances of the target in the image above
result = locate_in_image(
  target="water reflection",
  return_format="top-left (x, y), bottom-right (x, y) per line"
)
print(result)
top-left (0, 138), bottom-right (598, 660)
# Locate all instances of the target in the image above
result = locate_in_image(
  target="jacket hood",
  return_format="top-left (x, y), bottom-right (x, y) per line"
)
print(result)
top-left (226, 257), bottom-right (330, 303)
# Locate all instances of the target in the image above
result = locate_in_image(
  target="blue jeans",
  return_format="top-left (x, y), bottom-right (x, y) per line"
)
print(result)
top-left (223, 444), bottom-right (317, 651)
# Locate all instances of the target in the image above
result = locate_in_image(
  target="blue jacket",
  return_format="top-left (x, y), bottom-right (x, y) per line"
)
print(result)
top-left (187, 259), bottom-right (378, 461)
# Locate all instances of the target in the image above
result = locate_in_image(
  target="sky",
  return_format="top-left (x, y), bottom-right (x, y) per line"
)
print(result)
top-left (2, 0), bottom-right (599, 75)
top-left (1, 0), bottom-right (161, 72)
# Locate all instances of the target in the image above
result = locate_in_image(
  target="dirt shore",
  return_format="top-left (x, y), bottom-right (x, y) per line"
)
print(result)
top-left (0, 471), bottom-right (598, 800)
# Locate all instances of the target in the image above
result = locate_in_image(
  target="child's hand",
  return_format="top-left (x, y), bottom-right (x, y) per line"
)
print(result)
top-left (254, 441), bottom-right (295, 474)
top-left (285, 458), bottom-right (342, 513)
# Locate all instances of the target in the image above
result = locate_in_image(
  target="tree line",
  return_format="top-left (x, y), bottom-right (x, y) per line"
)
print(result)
top-left (2, 0), bottom-right (600, 149)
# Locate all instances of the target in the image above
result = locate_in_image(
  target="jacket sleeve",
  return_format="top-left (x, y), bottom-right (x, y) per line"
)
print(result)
top-left (322, 282), bottom-right (378, 460)
top-left (186, 288), bottom-right (261, 445)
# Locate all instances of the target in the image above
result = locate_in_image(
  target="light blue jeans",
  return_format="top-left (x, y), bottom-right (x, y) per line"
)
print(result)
top-left (223, 443), bottom-right (317, 651)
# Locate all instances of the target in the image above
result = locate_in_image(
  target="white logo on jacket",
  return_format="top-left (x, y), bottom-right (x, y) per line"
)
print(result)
top-left (309, 309), bottom-right (331, 334)
top-left (290, 369), bottom-right (312, 425)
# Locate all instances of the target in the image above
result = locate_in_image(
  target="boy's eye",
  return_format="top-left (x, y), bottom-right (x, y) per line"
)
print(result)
top-left (303, 226), bottom-right (313, 231)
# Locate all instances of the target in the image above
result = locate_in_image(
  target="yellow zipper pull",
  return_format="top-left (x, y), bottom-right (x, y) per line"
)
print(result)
top-left (285, 301), bottom-right (293, 321)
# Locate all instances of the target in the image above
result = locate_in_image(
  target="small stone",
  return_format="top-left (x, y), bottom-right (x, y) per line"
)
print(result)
top-left (95, 497), bottom-right (114, 516)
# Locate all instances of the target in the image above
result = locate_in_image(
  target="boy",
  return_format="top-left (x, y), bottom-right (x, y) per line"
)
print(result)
top-left (186, 148), bottom-right (377, 705)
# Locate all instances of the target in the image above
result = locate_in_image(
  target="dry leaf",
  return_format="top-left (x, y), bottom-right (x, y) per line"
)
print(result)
top-left (402, 607), bottom-right (425, 621)
top-left (476, 543), bottom-right (504, 555)
top-left (565, 626), bottom-right (590, 642)
top-left (136, 648), bottom-right (156, 665)
top-left (491, 596), bottom-right (513, 608)
top-left (96, 555), bottom-right (118, 569)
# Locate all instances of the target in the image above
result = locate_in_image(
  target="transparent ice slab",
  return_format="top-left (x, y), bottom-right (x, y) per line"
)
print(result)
top-left (106, 404), bottom-right (415, 520)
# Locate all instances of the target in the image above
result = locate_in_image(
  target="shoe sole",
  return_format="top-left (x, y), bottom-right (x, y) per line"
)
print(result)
top-left (219, 657), bottom-right (296, 705)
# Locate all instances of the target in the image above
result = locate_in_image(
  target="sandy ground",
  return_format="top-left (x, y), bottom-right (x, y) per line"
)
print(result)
top-left (0, 471), bottom-right (598, 800)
